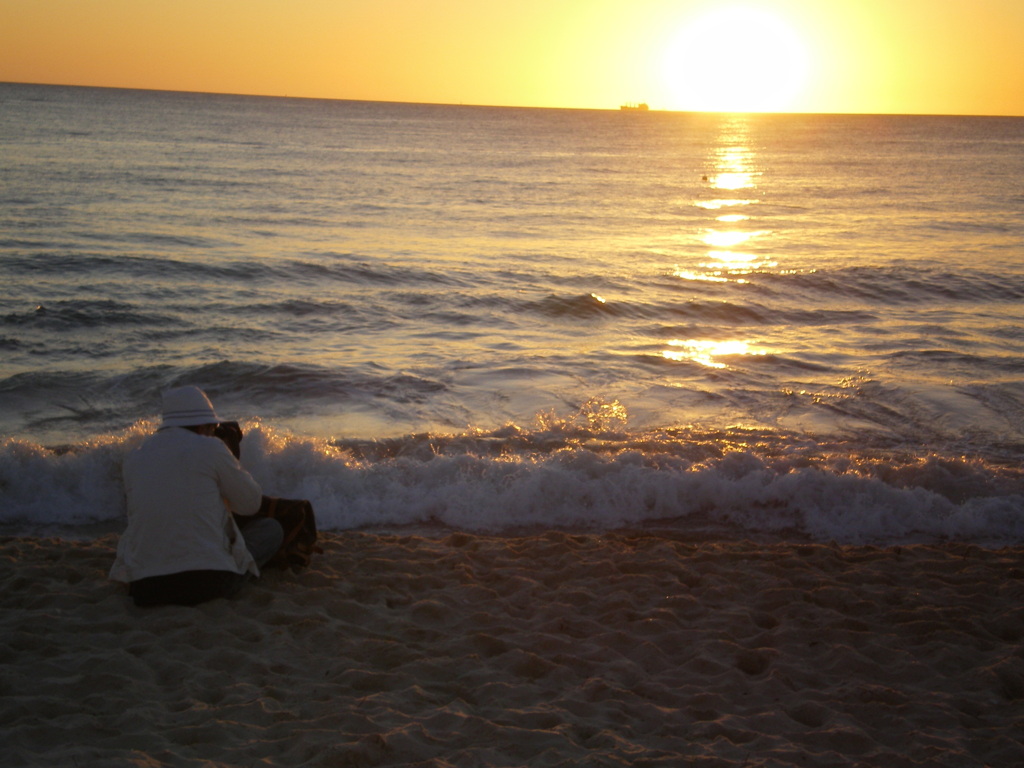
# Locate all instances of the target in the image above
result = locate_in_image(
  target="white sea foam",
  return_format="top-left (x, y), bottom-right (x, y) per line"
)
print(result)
top-left (3, 421), bottom-right (1022, 545)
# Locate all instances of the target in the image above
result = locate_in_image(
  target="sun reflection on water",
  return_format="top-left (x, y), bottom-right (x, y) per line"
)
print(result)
top-left (682, 118), bottom-right (775, 285)
top-left (711, 144), bottom-right (757, 191)
top-left (663, 339), bottom-right (766, 368)
top-left (702, 229), bottom-right (763, 248)
top-left (664, 118), bottom-right (778, 367)
top-left (712, 171), bottom-right (754, 191)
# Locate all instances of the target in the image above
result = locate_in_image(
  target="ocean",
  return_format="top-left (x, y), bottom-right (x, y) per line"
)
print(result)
top-left (2, 82), bottom-right (1023, 543)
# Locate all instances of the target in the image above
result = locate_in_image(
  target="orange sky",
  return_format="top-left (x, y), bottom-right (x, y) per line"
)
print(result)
top-left (2, 0), bottom-right (1022, 115)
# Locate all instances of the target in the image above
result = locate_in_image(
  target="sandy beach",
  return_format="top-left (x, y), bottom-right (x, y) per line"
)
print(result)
top-left (2, 531), bottom-right (1023, 767)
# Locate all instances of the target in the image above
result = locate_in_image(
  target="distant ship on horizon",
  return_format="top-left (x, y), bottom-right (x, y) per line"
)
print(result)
top-left (620, 102), bottom-right (649, 111)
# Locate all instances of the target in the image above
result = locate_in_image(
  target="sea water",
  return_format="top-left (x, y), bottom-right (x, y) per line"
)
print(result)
top-left (2, 83), bottom-right (1023, 543)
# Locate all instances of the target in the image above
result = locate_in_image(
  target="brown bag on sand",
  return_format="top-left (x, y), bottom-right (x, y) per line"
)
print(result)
top-left (254, 496), bottom-right (321, 570)
top-left (215, 421), bottom-right (322, 570)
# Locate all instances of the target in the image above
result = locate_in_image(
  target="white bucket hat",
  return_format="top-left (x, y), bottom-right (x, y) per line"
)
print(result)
top-left (160, 386), bottom-right (221, 428)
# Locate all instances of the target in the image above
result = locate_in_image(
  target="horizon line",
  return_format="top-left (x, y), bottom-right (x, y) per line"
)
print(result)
top-left (3, 80), bottom-right (1022, 120)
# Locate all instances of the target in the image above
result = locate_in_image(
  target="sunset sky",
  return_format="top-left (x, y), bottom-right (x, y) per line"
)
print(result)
top-left (2, 0), bottom-right (1022, 115)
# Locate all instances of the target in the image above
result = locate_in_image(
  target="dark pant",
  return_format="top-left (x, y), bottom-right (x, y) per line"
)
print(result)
top-left (128, 518), bottom-right (284, 607)
top-left (128, 569), bottom-right (245, 607)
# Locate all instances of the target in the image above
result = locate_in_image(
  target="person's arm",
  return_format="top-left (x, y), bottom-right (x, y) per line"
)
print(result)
top-left (209, 440), bottom-right (263, 516)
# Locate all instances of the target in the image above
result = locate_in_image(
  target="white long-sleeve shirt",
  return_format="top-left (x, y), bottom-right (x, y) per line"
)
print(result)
top-left (109, 427), bottom-right (263, 583)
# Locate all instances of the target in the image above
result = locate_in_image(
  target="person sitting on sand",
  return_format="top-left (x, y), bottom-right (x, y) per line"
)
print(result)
top-left (109, 386), bottom-right (283, 607)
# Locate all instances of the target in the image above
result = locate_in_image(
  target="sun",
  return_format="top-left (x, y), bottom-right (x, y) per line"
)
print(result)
top-left (663, 5), bottom-right (810, 113)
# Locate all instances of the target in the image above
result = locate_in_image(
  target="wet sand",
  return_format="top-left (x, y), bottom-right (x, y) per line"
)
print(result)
top-left (2, 531), bottom-right (1023, 767)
